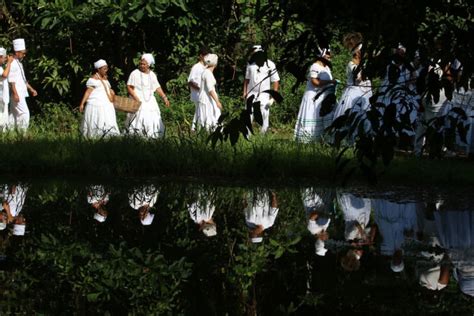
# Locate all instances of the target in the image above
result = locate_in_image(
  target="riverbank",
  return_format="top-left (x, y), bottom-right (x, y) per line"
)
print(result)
top-left (1, 132), bottom-right (474, 186)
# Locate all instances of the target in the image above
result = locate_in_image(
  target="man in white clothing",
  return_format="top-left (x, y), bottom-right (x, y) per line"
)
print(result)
top-left (243, 45), bottom-right (280, 133)
top-left (8, 38), bottom-right (37, 130)
top-left (188, 47), bottom-right (209, 123)
top-left (0, 48), bottom-right (13, 130)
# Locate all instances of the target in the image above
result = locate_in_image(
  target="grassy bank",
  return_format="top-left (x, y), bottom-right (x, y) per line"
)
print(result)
top-left (2, 130), bottom-right (474, 186)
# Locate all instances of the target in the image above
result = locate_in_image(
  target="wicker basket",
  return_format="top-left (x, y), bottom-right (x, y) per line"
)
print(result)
top-left (113, 96), bottom-right (141, 113)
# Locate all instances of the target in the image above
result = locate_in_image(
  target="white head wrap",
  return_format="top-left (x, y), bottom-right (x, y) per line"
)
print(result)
top-left (0, 47), bottom-right (6, 56)
top-left (94, 59), bottom-right (107, 69)
top-left (391, 260), bottom-right (405, 273)
top-left (141, 213), bottom-right (155, 226)
top-left (0, 221), bottom-right (6, 230)
top-left (202, 223), bottom-right (217, 237)
top-left (204, 54), bottom-right (218, 67)
top-left (251, 236), bottom-right (263, 243)
top-left (13, 224), bottom-right (25, 236)
top-left (252, 45), bottom-right (264, 53)
top-left (141, 53), bottom-right (155, 66)
top-left (13, 38), bottom-right (26, 52)
top-left (94, 212), bottom-right (107, 223)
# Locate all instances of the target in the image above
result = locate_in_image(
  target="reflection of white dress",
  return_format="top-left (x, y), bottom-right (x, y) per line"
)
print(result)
top-left (245, 191), bottom-right (279, 230)
top-left (434, 210), bottom-right (474, 297)
top-left (333, 61), bottom-right (372, 120)
top-left (338, 192), bottom-right (372, 241)
top-left (128, 185), bottom-right (159, 209)
top-left (188, 192), bottom-right (215, 224)
top-left (3, 185), bottom-right (28, 217)
top-left (126, 69), bottom-right (165, 138)
top-left (87, 185), bottom-right (109, 205)
top-left (294, 63), bottom-right (334, 142)
top-left (192, 69), bottom-right (221, 131)
top-left (81, 78), bottom-right (120, 138)
top-left (373, 198), bottom-right (417, 255)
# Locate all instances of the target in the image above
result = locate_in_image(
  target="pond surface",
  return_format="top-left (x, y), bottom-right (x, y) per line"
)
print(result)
top-left (0, 179), bottom-right (473, 315)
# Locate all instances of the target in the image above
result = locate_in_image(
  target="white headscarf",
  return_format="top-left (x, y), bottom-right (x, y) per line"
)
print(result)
top-left (141, 213), bottom-right (155, 226)
top-left (0, 47), bottom-right (6, 56)
top-left (204, 54), bottom-right (218, 67)
top-left (94, 59), bottom-right (107, 69)
top-left (13, 224), bottom-right (25, 236)
top-left (94, 212), bottom-right (107, 223)
top-left (141, 53), bottom-right (155, 66)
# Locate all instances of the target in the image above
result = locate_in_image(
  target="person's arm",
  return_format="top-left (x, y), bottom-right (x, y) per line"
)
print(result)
top-left (209, 90), bottom-right (222, 110)
top-left (79, 87), bottom-right (94, 113)
top-left (27, 82), bottom-right (38, 97)
top-left (243, 79), bottom-right (249, 99)
top-left (3, 202), bottom-right (13, 223)
top-left (272, 81), bottom-right (279, 92)
top-left (188, 81), bottom-right (200, 91)
top-left (270, 191), bottom-right (277, 208)
top-left (156, 87), bottom-right (170, 107)
top-left (1, 55), bottom-right (13, 78)
top-left (127, 85), bottom-right (140, 102)
top-left (10, 82), bottom-right (19, 103)
top-left (438, 264), bottom-right (450, 286)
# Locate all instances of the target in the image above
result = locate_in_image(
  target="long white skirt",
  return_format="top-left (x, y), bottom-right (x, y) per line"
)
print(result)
top-left (333, 83), bottom-right (372, 120)
top-left (294, 90), bottom-right (334, 142)
top-left (192, 98), bottom-right (221, 131)
top-left (81, 101), bottom-right (120, 138)
top-left (126, 97), bottom-right (164, 138)
top-left (0, 100), bottom-right (8, 131)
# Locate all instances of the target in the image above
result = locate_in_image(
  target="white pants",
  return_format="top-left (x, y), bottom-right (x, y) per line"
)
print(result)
top-left (9, 97), bottom-right (30, 130)
top-left (414, 110), bottom-right (437, 156)
top-left (250, 102), bottom-right (271, 133)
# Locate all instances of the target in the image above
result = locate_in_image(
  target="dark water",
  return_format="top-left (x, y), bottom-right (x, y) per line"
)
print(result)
top-left (0, 180), bottom-right (473, 315)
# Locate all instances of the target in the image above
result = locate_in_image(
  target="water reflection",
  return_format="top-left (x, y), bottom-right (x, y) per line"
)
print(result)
top-left (0, 181), bottom-right (472, 314)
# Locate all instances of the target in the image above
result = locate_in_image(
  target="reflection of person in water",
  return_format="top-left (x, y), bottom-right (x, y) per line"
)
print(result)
top-left (188, 189), bottom-right (217, 237)
top-left (2, 184), bottom-right (28, 236)
top-left (415, 202), bottom-right (450, 291)
top-left (338, 192), bottom-right (377, 271)
top-left (244, 189), bottom-right (278, 243)
top-left (302, 188), bottom-right (334, 257)
top-left (430, 204), bottom-right (474, 297)
top-left (87, 185), bottom-right (110, 223)
top-left (372, 197), bottom-right (417, 273)
top-left (128, 185), bottom-right (159, 226)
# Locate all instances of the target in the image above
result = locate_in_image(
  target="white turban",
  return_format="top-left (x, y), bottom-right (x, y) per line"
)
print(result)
top-left (141, 213), bottom-right (155, 226)
top-left (13, 224), bottom-right (25, 236)
top-left (204, 54), bottom-right (218, 67)
top-left (94, 59), bottom-right (107, 69)
top-left (13, 38), bottom-right (26, 52)
top-left (391, 260), bottom-right (405, 273)
top-left (94, 212), bottom-right (107, 223)
top-left (0, 47), bottom-right (6, 56)
top-left (251, 237), bottom-right (263, 243)
top-left (202, 223), bottom-right (217, 237)
top-left (141, 53), bottom-right (155, 66)
top-left (0, 221), bottom-right (6, 230)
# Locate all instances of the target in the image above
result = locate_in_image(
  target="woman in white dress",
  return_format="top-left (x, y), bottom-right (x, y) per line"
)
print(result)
top-left (126, 53), bottom-right (170, 138)
top-left (192, 53), bottom-right (223, 131)
top-left (79, 59), bottom-right (120, 138)
top-left (333, 35), bottom-right (372, 121)
top-left (294, 47), bottom-right (338, 142)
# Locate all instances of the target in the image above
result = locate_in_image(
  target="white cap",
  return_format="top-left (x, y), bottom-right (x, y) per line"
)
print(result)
top-left (0, 47), bottom-right (6, 56)
top-left (391, 260), bottom-right (405, 273)
top-left (94, 59), bottom-right (107, 69)
top-left (93, 212), bottom-right (107, 223)
top-left (140, 213), bottom-right (155, 226)
top-left (0, 221), bottom-right (6, 230)
top-left (204, 54), bottom-right (218, 67)
top-left (252, 45), bottom-right (264, 53)
top-left (141, 53), bottom-right (155, 66)
top-left (202, 223), bottom-right (217, 237)
top-left (251, 237), bottom-right (263, 243)
top-left (13, 38), bottom-right (26, 52)
top-left (13, 223), bottom-right (25, 236)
